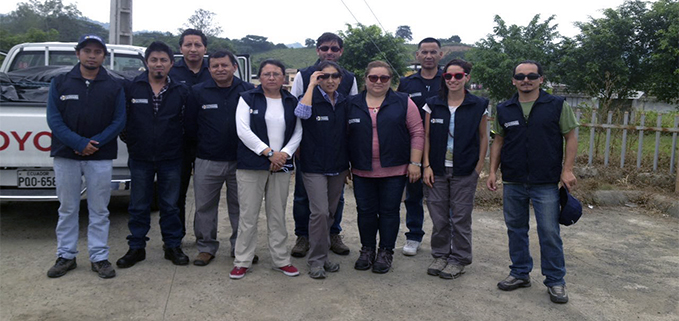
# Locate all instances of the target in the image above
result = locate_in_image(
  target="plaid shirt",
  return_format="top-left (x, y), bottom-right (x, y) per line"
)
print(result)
top-left (152, 76), bottom-right (171, 115)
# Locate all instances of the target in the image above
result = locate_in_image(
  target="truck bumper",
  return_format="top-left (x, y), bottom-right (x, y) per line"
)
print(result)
top-left (0, 176), bottom-right (130, 202)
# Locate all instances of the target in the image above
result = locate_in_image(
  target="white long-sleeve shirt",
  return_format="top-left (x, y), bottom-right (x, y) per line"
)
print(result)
top-left (235, 96), bottom-right (302, 158)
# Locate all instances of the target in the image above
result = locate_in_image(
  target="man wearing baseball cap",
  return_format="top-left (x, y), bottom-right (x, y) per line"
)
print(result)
top-left (46, 34), bottom-right (126, 279)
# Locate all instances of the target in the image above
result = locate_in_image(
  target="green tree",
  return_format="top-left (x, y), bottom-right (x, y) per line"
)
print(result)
top-left (304, 38), bottom-right (315, 48)
top-left (395, 25), bottom-right (412, 41)
top-left (639, 0), bottom-right (679, 104)
top-left (466, 15), bottom-right (562, 101)
top-left (339, 23), bottom-right (409, 88)
top-left (558, 1), bottom-right (649, 110)
top-left (180, 9), bottom-right (223, 37)
top-left (449, 35), bottom-right (461, 44)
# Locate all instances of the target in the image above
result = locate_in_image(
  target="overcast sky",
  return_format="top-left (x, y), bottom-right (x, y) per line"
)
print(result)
top-left (2, 0), bottom-right (655, 45)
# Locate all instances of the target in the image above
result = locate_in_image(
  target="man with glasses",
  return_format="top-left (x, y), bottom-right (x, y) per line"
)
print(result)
top-left (289, 32), bottom-right (358, 258)
top-left (486, 60), bottom-right (578, 304)
top-left (397, 37), bottom-right (444, 256)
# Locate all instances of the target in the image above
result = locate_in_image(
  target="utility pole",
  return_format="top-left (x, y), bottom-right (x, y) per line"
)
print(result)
top-left (109, 0), bottom-right (133, 45)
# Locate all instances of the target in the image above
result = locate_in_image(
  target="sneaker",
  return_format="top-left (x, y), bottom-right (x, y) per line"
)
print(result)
top-left (330, 234), bottom-right (350, 255)
top-left (354, 246), bottom-right (376, 270)
top-left (309, 266), bottom-right (326, 279)
top-left (439, 264), bottom-right (465, 279)
top-left (497, 274), bottom-right (531, 291)
top-left (402, 240), bottom-right (421, 256)
top-left (427, 258), bottom-right (447, 276)
top-left (372, 248), bottom-right (394, 274)
top-left (324, 261), bottom-right (340, 273)
top-left (91, 260), bottom-right (116, 279)
top-left (47, 257), bottom-right (77, 278)
top-left (291, 236), bottom-right (310, 257)
top-left (548, 285), bottom-right (569, 303)
top-left (229, 266), bottom-right (248, 279)
top-left (273, 264), bottom-right (300, 277)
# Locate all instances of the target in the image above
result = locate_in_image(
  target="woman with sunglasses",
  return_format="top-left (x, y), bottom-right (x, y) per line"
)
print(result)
top-left (294, 61), bottom-right (349, 279)
top-left (230, 59), bottom-right (303, 279)
top-left (346, 60), bottom-right (424, 273)
top-left (421, 58), bottom-right (489, 279)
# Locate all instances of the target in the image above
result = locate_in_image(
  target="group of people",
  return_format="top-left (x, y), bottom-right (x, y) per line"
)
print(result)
top-left (46, 29), bottom-right (577, 304)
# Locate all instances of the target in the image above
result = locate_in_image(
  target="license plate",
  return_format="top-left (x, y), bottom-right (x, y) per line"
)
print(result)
top-left (17, 170), bottom-right (56, 188)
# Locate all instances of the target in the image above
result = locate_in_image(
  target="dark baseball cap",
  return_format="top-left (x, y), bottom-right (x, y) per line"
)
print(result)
top-left (76, 35), bottom-right (107, 51)
top-left (559, 186), bottom-right (582, 226)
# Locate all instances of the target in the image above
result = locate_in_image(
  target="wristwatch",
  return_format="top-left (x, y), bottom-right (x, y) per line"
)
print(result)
top-left (266, 150), bottom-right (274, 157)
top-left (410, 162), bottom-right (422, 167)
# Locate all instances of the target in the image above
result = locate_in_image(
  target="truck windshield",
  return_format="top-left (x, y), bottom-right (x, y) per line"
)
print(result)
top-left (8, 51), bottom-right (146, 73)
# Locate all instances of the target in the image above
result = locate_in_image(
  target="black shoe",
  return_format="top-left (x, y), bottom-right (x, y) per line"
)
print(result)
top-left (232, 248), bottom-right (259, 264)
top-left (91, 260), bottom-right (116, 278)
top-left (47, 257), bottom-right (77, 278)
top-left (548, 285), bottom-right (569, 303)
top-left (354, 246), bottom-right (376, 270)
top-left (372, 248), bottom-right (394, 274)
top-left (116, 248), bottom-right (146, 268)
top-left (164, 247), bottom-right (189, 265)
top-left (497, 274), bottom-right (531, 291)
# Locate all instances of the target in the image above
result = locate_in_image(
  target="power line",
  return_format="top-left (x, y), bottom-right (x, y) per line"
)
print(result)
top-left (338, 0), bottom-right (402, 78)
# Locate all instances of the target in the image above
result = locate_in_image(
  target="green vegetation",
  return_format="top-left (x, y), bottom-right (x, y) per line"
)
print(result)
top-left (251, 47), bottom-right (318, 73)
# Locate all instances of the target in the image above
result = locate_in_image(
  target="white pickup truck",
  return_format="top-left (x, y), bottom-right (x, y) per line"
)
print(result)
top-left (0, 42), bottom-right (147, 201)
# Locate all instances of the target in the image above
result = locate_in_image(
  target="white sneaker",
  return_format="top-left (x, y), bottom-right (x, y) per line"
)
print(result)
top-left (402, 240), bottom-right (421, 256)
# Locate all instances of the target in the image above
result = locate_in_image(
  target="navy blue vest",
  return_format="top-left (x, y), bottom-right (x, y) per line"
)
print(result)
top-left (299, 61), bottom-right (355, 97)
top-left (426, 92), bottom-right (488, 176)
top-left (124, 72), bottom-right (189, 161)
top-left (398, 69), bottom-right (442, 123)
top-left (189, 77), bottom-right (254, 161)
top-left (496, 90), bottom-right (565, 184)
top-left (237, 86), bottom-right (298, 171)
top-left (50, 64), bottom-right (122, 160)
top-left (299, 86), bottom-right (349, 174)
top-left (168, 58), bottom-right (211, 87)
top-left (346, 89), bottom-right (411, 171)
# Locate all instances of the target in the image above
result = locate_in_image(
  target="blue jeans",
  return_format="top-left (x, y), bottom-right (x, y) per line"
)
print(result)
top-left (293, 159), bottom-right (344, 238)
top-left (404, 178), bottom-right (425, 242)
top-left (53, 157), bottom-right (112, 262)
top-left (352, 175), bottom-right (407, 250)
top-left (127, 158), bottom-right (184, 249)
top-left (503, 183), bottom-right (565, 287)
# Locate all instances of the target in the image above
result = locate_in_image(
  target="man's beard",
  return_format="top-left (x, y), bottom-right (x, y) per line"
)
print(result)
top-left (153, 72), bottom-right (164, 79)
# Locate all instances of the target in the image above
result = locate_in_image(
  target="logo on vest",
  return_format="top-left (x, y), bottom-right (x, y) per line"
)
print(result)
top-left (316, 116), bottom-right (329, 121)
top-left (250, 109), bottom-right (259, 114)
top-left (348, 118), bottom-right (360, 124)
top-left (503, 120), bottom-right (520, 128)
top-left (131, 98), bottom-right (149, 104)
top-left (431, 118), bottom-right (444, 124)
top-left (202, 104), bottom-right (218, 109)
top-left (60, 95), bottom-right (79, 101)
top-left (409, 92), bottom-right (422, 98)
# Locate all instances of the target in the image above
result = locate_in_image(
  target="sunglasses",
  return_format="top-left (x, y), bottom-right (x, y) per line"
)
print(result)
top-left (367, 75), bottom-right (391, 83)
top-left (443, 72), bottom-right (467, 80)
top-left (319, 46), bottom-right (341, 52)
top-left (513, 73), bottom-right (541, 81)
top-left (318, 72), bottom-right (342, 80)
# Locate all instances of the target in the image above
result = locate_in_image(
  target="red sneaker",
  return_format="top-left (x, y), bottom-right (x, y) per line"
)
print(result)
top-left (229, 266), bottom-right (248, 279)
top-left (273, 264), bottom-right (299, 277)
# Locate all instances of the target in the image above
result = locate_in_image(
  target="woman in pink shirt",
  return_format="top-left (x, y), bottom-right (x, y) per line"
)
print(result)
top-left (346, 61), bottom-right (424, 273)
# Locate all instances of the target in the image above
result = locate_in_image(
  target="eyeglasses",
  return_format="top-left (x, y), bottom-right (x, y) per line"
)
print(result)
top-left (367, 75), bottom-right (391, 83)
top-left (513, 73), bottom-right (541, 81)
top-left (261, 72), bottom-right (282, 79)
top-left (318, 72), bottom-right (342, 80)
top-left (443, 72), bottom-right (467, 80)
top-left (318, 46), bottom-right (341, 52)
